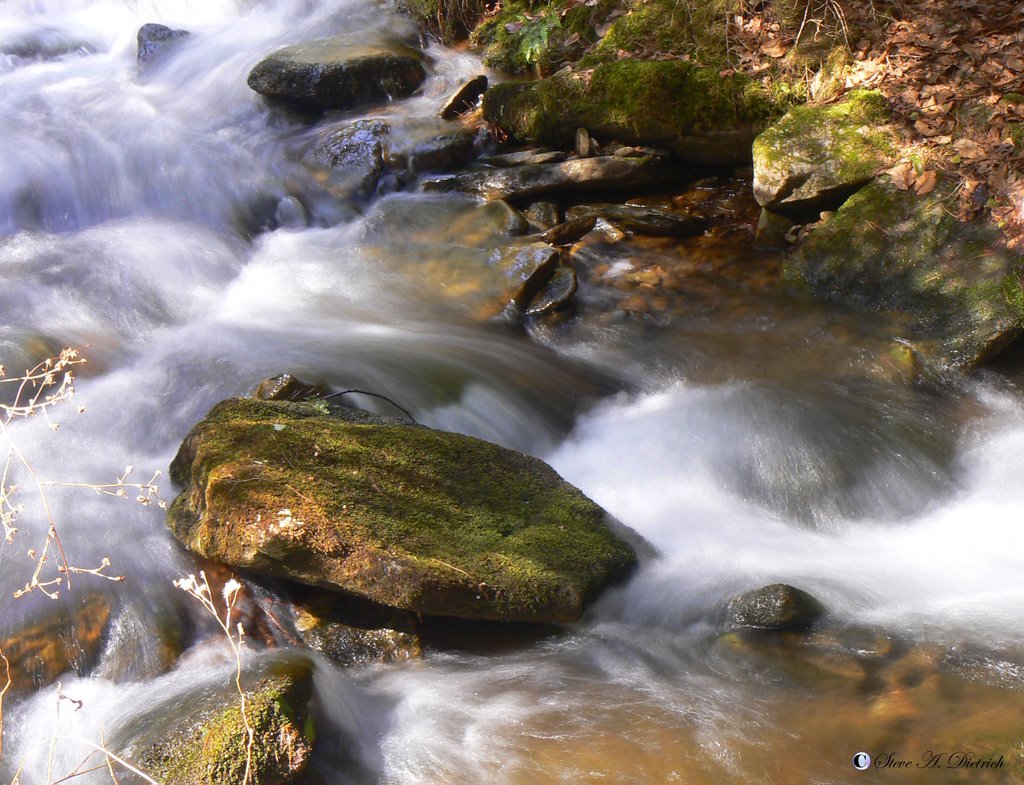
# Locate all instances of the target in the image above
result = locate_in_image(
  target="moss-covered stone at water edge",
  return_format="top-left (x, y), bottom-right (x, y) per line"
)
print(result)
top-left (135, 659), bottom-right (315, 785)
top-left (785, 177), bottom-right (1024, 371)
top-left (752, 89), bottom-right (898, 213)
top-left (168, 398), bottom-right (638, 623)
top-left (482, 59), bottom-right (790, 163)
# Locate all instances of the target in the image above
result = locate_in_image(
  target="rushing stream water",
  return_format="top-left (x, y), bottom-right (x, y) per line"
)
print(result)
top-left (2, 0), bottom-right (1024, 782)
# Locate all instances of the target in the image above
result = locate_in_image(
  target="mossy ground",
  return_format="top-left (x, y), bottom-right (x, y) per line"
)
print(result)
top-left (169, 398), bottom-right (637, 622)
top-left (483, 58), bottom-right (793, 161)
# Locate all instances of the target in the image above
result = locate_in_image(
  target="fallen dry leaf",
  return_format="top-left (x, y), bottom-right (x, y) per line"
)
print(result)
top-left (914, 170), bottom-right (938, 195)
top-left (953, 138), bottom-right (987, 160)
top-left (888, 162), bottom-right (916, 190)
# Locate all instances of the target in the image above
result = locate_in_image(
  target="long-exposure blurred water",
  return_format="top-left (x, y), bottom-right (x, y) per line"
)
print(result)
top-left (2, 0), bottom-right (1023, 782)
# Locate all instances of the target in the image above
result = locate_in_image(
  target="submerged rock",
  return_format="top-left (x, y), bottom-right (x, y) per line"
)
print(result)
top-left (786, 177), bottom-right (1024, 371)
top-left (137, 23), bottom-right (190, 65)
top-left (726, 584), bottom-right (825, 631)
top-left (0, 593), bottom-right (111, 699)
top-left (482, 60), bottom-right (785, 164)
top-left (313, 119), bottom-right (391, 197)
top-left (752, 90), bottom-right (899, 214)
top-left (421, 155), bottom-right (671, 201)
top-left (130, 656), bottom-right (315, 785)
top-left (247, 37), bottom-right (426, 111)
top-left (168, 398), bottom-right (638, 623)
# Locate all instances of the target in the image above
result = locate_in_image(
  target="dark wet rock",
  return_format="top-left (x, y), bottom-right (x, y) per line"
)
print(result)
top-left (253, 374), bottom-right (327, 403)
top-left (525, 265), bottom-right (577, 315)
top-left (407, 127), bottom-right (476, 174)
top-left (565, 204), bottom-right (707, 237)
top-left (482, 60), bottom-right (786, 164)
top-left (420, 155), bottom-right (671, 202)
top-left (592, 217), bottom-right (627, 243)
top-left (168, 398), bottom-right (639, 623)
top-left (440, 74), bottom-right (488, 118)
top-left (128, 655), bottom-right (315, 785)
top-left (525, 201), bottom-right (561, 231)
top-left (489, 200), bottom-right (530, 235)
top-left (542, 215), bottom-right (597, 245)
top-left (2, 28), bottom-right (96, 60)
top-left (753, 90), bottom-right (899, 214)
top-left (137, 23), bottom-right (190, 65)
top-left (247, 37), bottom-right (426, 111)
top-left (786, 176), bottom-right (1024, 371)
top-left (480, 149), bottom-right (567, 168)
top-left (291, 600), bottom-right (421, 666)
top-left (726, 584), bottom-right (825, 631)
top-left (313, 119), bottom-right (391, 197)
top-left (1, 593), bottom-right (111, 699)
top-left (495, 243), bottom-right (563, 311)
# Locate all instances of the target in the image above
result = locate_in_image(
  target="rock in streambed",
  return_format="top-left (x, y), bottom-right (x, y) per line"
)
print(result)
top-left (247, 36), bottom-right (426, 111)
top-left (167, 398), bottom-right (638, 623)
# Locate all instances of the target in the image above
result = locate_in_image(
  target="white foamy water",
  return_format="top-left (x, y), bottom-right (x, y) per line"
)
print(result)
top-left (2, 0), bottom-right (1023, 780)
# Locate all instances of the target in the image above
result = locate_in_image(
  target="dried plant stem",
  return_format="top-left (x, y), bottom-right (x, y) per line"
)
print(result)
top-left (174, 571), bottom-right (254, 785)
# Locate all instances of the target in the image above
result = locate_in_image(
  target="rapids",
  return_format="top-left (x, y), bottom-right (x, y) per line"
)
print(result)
top-left (1, 0), bottom-right (1023, 782)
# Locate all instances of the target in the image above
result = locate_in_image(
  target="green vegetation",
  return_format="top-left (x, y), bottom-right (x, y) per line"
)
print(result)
top-left (483, 58), bottom-right (793, 162)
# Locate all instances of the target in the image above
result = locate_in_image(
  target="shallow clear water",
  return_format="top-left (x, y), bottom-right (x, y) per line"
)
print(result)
top-left (1, 0), bottom-right (1023, 782)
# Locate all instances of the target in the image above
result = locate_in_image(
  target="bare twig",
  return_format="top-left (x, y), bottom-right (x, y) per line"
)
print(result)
top-left (174, 572), bottom-right (254, 785)
top-left (323, 388), bottom-right (417, 423)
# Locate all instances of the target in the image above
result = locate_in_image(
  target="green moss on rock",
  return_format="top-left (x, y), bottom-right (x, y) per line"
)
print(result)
top-left (752, 89), bottom-right (897, 212)
top-left (168, 398), bottom-right (638, 623)
top-left (482, 59), bottom-right (791, 163)
top-left (785, 177), bottom-right (1024, 371)
top-left (138, 659), bottom-right (315, 785)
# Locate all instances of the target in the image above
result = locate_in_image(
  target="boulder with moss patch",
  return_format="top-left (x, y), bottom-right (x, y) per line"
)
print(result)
top-left (168, 398), bottom-right (638, 623)
top-left (752, 90), bottom-right (899, 214)
top-left (130, 657), bottom-right (316, 785)
top-left (786, 177), bottom-right (1024, 371)
top-left (482, 60), bottom-right (788, 164)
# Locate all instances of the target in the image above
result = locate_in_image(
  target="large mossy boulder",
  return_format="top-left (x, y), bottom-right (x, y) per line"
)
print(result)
top-left (482, 60), bottom-right (787, 163)
top-left (168, 398), bottom-right (638, 623)
top-left (786, 177), bottom-right (1024, 371)
top-left (130, 657), bottom-right (315, 785)
top-left (752, 90), bottom-right (899, 214)
top-left (247, 37), bottom-right (426, 111)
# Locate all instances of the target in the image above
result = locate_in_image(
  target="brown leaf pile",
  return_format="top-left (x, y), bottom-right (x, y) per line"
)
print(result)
top-left (728, 0), bottom-right (1024, 249)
